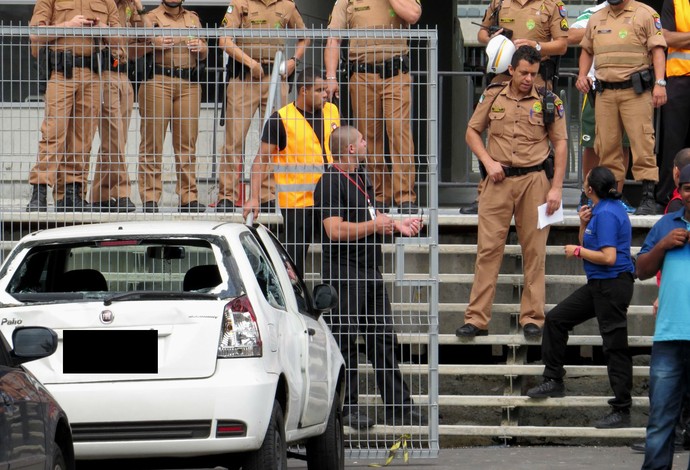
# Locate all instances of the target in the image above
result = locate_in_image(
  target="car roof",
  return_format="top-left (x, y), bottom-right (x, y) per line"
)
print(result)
top-left (20, 221), bottom-right (248, 243)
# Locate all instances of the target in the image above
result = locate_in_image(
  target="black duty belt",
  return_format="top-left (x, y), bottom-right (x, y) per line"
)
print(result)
top-left (598, 79), bottom-right (633, 90)
top-left (352, 55), bottom-right (410, 79)
top-left (154, 64), bottom-right (196, 81)
top-left (73, 55), bottom-right (94, 69)
top-left (503, 163), bottom-right (545, 178)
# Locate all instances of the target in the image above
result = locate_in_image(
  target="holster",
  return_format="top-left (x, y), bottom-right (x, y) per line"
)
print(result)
top-left (538, 59), bottom-right (557, 86)
top-left (631, 68), bottom-right (653, 94)
top-left (129, 52), bottom-right (154, 83)
top-left (543, 153), bottom-right (555, 180)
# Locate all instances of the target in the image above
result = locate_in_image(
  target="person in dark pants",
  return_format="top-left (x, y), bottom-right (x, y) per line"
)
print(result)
top-left (314, 125), bottom-right (425, 430)
top-left (527, 166), bottom-right (635, 429)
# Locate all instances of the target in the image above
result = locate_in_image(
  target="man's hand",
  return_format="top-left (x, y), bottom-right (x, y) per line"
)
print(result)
top-left (66, 15), bottom-right (97, 27)
top-left (660, 228), bottom-right (689, 250)
top-left (652, 297), bottom-right (658, 317)
top-left (326, 78), bottom-right (339, 100)
top-left (242, 197), bottom-right (260, 220)
top-left (155, 36), bottom-right (175, 50)
top-left (576, 75), bottom-right (593, 94)
top-left (578, 205), bottom-right (592, 225)
top-left (545, 187), bottom-right (562, 216)
top-left (250, 60), bottom-right (263, 80)
top-left (373, 213), bottom-right (395, 235)
top-left (513, 38), bottom-right (537, 48)
top-left (652, 85), bottom-right (667, 108)
top-left (485, 159), bottom-right (506, 184)
top-left (396, 217), bottom-right (423, 237)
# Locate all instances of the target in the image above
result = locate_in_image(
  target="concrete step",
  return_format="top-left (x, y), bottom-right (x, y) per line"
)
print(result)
top-left (396, 334), bottom-right (653, 347)
top-left (363, 364), bottom-right (650, 377)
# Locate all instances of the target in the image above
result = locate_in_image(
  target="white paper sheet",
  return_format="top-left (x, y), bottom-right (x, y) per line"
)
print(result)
top-left (537, 203), bottom-right (564, 229)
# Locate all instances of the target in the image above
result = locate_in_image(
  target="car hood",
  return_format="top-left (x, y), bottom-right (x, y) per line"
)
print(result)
top-left (0, 299), bottom-right (227, 384)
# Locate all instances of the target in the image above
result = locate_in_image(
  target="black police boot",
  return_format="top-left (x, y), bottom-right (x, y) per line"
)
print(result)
top-left (56, 183), bottom-right (91, 212)
top-left (634, 180), bottom-right (659, 216)
top-left (25, 184), bottom-right (48, 212)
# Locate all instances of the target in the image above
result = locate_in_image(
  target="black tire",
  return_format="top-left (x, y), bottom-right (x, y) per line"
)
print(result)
top-left (306, 392), bottom-right (344, 470)
top-left (51, 444), bottom-right (68, 470)
top-left (243, 400), bottom-right (287, 470)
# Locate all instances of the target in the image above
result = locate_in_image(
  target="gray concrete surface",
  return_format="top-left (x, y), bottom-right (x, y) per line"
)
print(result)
top-left (286, 446), bottom-right (690, 469)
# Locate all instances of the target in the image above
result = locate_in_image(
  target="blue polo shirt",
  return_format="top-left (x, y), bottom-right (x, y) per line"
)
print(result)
top-left (638, 207), bottom-right (690, 341)
top-left (582, 198), bottom-right (634, 280)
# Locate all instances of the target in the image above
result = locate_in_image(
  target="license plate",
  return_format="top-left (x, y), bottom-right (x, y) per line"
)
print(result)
top-left (63, 330), bottom-right (158, 374)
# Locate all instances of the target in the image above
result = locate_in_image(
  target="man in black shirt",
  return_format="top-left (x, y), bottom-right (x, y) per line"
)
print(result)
top-left (243, 68), bottom-right (340, 275)
top-left (314, 125), bottom-right (425, 430)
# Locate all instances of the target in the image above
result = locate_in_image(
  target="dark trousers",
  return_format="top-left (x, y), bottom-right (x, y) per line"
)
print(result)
top-left (280, 207), bottom-right (314, 277)
top-left (541, 273), bottom-right (634, 410)
top-left (324, 268), bottom-right (411, 412)
top-left (657, 76), bottom-right (690, 205)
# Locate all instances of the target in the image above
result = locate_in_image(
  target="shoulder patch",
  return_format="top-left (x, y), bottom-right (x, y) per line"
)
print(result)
top-left (556, 1), bottom-right (567, 18)
top-left (653, 13), bottom-right (662, 30)
top-left (560, 18), bottom-right (569, 31)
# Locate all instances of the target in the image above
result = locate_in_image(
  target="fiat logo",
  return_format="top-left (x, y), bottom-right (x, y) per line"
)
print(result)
top-left (100, 310), bottom-right (114, 324)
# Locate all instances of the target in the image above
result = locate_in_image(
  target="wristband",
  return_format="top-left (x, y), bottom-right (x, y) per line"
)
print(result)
top-left (326, 76), bottom-right (337, 80)
top-left (573, 246), bottom-right (581, 258)
top-left (290, 56), bottom-right (302, 66)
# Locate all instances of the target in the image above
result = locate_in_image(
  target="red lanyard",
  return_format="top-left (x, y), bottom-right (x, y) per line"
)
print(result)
top-left (332, 165), bottom-right (370, 203)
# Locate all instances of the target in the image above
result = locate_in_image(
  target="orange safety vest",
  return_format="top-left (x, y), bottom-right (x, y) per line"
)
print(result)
top-left (275, 102), bottom-right (340, 208)
top-left (666, 0), bottom-right (690, 77)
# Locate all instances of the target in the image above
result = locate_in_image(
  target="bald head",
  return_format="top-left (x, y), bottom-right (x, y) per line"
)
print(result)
top-left (329, 125), bottom-right (361, 162)
top-left (674, 148), bottom-right (690, 170)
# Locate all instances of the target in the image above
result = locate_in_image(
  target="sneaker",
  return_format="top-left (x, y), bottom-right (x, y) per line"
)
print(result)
top-left (93, 197), bottom-right (136, 213)
top-left (460, 200), bottom-right (479, 215)
top-left (630, 439), bottom-right (686, 454)
top-left (594, 409), bottom-right (631, 429)
top-left (526, 379), bottom-right (566, 398)
top-left (179, 201), bottom-right (206, 213)
top-left (577, 191), bottom-right (591, 211)
top-left (215, 199), bottom-right (236, 213)
top-left (619, 197), bottom-right (636, 214)
top-left (343, 409), bottom-right (374, 430)
top-left (455, 323), bottom-right (489, 338)
top-left (523, 323), bottom-right (542, 339)
top-left (55, 183), bottom-right (90, 212)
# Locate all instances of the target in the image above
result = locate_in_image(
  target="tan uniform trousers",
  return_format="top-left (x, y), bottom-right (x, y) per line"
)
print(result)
top-left (349, 71), bottom-right (416, 206)
top-left (91, 70), bottom-right (134, 203)
top-left (594, 87), bottom-right (658, 183)
top-left (30, 67), bottom-right (100, 200)
top-left (465, 171), bottom-right (550, 329)
top-left (137, 75), bottom-right (201, 205)
top-left (220, 78), bottom-right (287, 205)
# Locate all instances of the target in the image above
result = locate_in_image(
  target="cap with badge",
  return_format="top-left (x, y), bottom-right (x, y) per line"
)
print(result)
top-left (679, 164), bottom-right (690, 187)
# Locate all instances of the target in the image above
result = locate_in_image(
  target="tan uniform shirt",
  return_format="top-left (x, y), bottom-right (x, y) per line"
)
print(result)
top-left (580, 0), bottom-right (666, 82)
top-left (30, 0), bottom-right (121, 57)
top-left (481, 0), bottom-right (569, 59)
top-left (327, 0), bottom-right (420, 63)
top-left (468, 82), bottom-right (568, 168)
top-left (148, 5), bottom-right (204, 68)
top-left (222, 0), bottom-right (305, 62)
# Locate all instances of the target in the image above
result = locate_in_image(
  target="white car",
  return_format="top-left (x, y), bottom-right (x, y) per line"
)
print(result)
top-left (0, 221), bottom-right (345, 470)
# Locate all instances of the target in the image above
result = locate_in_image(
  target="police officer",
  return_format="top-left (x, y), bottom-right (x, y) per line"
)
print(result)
top-left (216, 0), bottom-right (308, 213)
top-left (325, 0), bottom-right (421, 215)
top-left (460, 0), bottom-right (569, 215)
top-left (90, 0), bottom-right (148, 213)
top-left (137, 0), bottom-right (208, 213)
top-left (577, 0), bottom-right (667, 215)
top-left (26, 0), bottom-right (121, 212)
top-left (456, 46), bottom-right (568, 339)
top-left (243, 68), bottom-right (340, 276)
top-left (655, 0), bottom-right (690, 209)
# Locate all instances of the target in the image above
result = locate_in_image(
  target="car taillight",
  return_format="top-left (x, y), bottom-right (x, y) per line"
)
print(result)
top-left (217, 295), bottom-right (262, 358)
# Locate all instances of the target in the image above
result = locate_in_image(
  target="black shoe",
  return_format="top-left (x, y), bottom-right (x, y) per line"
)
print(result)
top-left (55, 183), bottom-right (90, 212)
top-left (26, 184), bottom-right (48, 212)
top-left (594, 409), bottom-right (631, 429)
top-left (460, 200), bottom-right (479, 215)
top-left (343, 409), bottom-right (374, 430)
top-left (455, 323), bottom-right (489, 338)
top-left (179, 201), bottom-right (206, 213)
top-left (526, 379), bottom-right (566, 398)
top-left (143, 201), bottom-right (159, 213)
top-left (630, 440), bottom-right (646, 453)
top-left (634, 180), bottom-right (659, 216)
top-left (630, 439), bottom-right (686, 454)
top-left (385, 406), bottom-right (428, 426)
top-left (398, 202), bottom-right (419, 215)
top-left (215, 199), bottom-right (235, 213)
top-left (93, 197), bottom-right (136, 213)
top-left (523, 323), bottom-right (542, 339)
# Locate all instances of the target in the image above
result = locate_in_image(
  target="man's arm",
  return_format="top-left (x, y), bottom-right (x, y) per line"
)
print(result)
top-left (243, 141), bottom-right (279, 219)
top-left (323, 213), bottom-right (394, 242)
top-left (545, 138), bottom-right (566, 215)
top-left (466, 126), bottom-right (505, 185)
top-left (324, 36), bottom-right (342, 98)
top-left (663, 29), bottom-right (690, 49)
top-left (651, 46), bottom-right (667, 108)
top-left (576, 48), bottom-right (594, 93)
top-left (637, 228), bottom-right (689, 279)
top-left (389, 0), bottom-right (422, 24)
top-left (568, 27), bottom-right (586, 46)
top-left (514, 37), bottom-right (568, 57)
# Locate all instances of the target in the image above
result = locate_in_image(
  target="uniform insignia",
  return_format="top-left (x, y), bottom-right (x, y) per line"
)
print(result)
top-left (126, 6), bottom-right (132, 19)
top-left (415, 0), bottom-right (421, 4)
top-left (500, 18), bottom-right (515, 23)
top-left (222, 16), bottom-right (228, 26)
top-left (389, 7), bottom-right (396, 17)
top-left (597, 29), bottom-right (612, 34)
top-left (491, 105), bottom-right (505, 112)
top-left (226, 5), bottom-right (233, 14)
top-left (331, 123), bottom-right (338, 131)
top-left (526, 18), bottom-right (536, 30)
top-left (251, 19), bottom-right (267, 24)
top-left (556, 1), bottom-right (567, 18)
top-left (653, 14), bottom-right (662, 30)
top-left (560, 18), bottom-right (569, 31)
top-left (657, 30), bottom-right (663, 35)
top-left (355, 6), bottom-right (370, 11)
top-left (619, 29), bottom-right (628, 39)
top-left (555, 97), bottom-right (564, 118)
top-left (479, 94), bottom-right (485, 103)
top-left (532, 102), bottom-right (542, 113)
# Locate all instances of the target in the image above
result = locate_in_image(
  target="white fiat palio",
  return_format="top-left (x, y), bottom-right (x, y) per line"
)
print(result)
top-left (0, 221), bottom-right (345, 470)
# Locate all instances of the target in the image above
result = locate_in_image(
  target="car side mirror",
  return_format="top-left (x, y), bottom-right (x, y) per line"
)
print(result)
top-left (312, 284), bottom-right (338, 315)
top-left (11, 327), bottom-right (58, 366)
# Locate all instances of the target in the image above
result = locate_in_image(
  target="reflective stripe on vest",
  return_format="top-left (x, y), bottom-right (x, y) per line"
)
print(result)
top-left (275, 102), bottom-right (340, 209)
top-left (667, 0), bottom-right (690, 76)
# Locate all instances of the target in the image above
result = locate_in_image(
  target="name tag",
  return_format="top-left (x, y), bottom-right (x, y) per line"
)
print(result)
top-left (368, 204), bottom-right (377, 221)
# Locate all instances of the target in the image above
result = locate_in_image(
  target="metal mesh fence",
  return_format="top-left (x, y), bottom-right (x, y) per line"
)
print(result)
top-left (0, 24), bottom-right (439, 459)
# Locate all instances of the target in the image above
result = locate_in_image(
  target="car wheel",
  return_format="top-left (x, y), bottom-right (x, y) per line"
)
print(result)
top-left (243, 400), bottom-right (287, 470)
top-left (51, 444), bottom-right (68, 470)
top-left (305, 391), bottom-right (344, 470)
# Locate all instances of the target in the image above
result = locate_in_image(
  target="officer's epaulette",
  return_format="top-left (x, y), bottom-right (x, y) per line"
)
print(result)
top-left (486, 81), bottom-right (509, 90)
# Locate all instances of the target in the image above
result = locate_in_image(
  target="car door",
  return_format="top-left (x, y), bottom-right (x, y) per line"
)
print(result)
top-left (254, 226), bottom-right (331, 428)
top-left (0, 335), bottom-right (46, 470)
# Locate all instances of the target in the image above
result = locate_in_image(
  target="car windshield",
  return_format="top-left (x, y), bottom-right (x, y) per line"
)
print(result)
top-left (5, 237), bottom-right (243, 303)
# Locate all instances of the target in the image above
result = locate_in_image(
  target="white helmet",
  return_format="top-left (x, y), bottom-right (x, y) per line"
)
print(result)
top-left (485, 35), bottom-right (516, 74)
